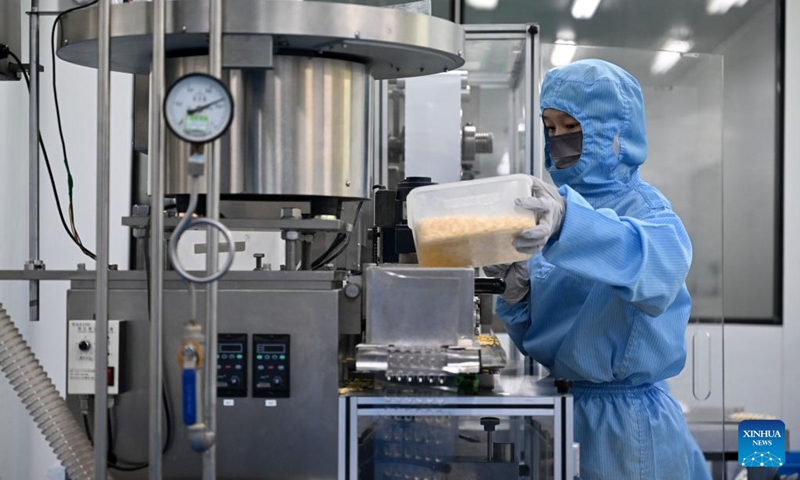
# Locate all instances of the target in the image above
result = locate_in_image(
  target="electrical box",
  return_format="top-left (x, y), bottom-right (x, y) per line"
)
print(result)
top-left (67, 320), bottom-right (125, 395)
top-left (0, 0), bottom-right (21, 81)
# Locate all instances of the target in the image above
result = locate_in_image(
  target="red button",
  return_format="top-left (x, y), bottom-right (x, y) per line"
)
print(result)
top-left (267, 365), bottom-right (274, 371)
top-left (225, 365), bottom-right (232, 370)
top-left (107, 367), bottom-right (115, 387)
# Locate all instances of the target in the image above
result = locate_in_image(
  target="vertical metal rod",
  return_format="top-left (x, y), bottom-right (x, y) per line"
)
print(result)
top-left (204, 0), bottom-right (223, 476)
top-left (300, 239), bottom-right (311, 270)
top-left (94, 0), bottom-right (112, 476)
top-left (284, 239), bottom-right (298, 271)
top-left (27, 0), bottom-right (41, 321)
top-left (149, 0), bottom-right (167, 474)
top-left (486, 430), bottom-right (493, 462)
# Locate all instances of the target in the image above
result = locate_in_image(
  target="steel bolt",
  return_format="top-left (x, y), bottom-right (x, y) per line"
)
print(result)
top-left (132, 204), bottom-right (150, 216)
top-left (280, 207), bottom-right (302, 220)
top-left (253, 253), bottom-right (265, 271)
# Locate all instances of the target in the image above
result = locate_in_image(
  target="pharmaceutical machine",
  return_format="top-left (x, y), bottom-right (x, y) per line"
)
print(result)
top-left (0, 0), bottom-right (575, 478)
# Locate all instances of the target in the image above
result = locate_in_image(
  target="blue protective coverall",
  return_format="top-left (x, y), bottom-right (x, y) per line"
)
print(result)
top-left (496, 60), bottom-right (712, 479)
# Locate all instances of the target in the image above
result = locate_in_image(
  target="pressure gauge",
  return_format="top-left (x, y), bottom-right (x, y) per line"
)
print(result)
top-left (164, 73), bottom-right (234, 144)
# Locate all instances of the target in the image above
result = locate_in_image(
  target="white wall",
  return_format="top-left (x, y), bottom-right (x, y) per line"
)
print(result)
top-left (0, 6), bottom-right (34, 479)
top-left (0, 0), bottom-right (133, 476)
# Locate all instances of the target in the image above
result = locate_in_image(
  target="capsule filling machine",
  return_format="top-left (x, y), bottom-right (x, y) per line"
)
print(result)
top-left (1, 0), bottom-right (574, 478)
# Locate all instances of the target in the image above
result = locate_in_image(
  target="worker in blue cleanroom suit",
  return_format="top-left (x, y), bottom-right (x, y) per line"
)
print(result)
top-left (484, 59), bottom-right (712, 480)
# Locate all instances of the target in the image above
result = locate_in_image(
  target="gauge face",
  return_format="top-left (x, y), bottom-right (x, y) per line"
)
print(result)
top-left (164, 73), bottom-right (234, 144)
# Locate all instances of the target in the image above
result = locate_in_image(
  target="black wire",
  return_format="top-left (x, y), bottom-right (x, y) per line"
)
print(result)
top-left (5, 49), bottom-right (96, 259)
top-left (312, 203), bottom-right (362, 269)
top-left (310, 233), bottom-right (347, 270)
top-left (108, 407), bottom-right (148, 471)
top-left (109, 461), bottom-right (148, 472)
top-left (82, 410), bottom-right (148, 472)
top-left (82, 413), bottom-right (93, 444)
top-left (51, 0), bottom-right (99, 260)
top-left (312, 201), bottom-right (364, 270)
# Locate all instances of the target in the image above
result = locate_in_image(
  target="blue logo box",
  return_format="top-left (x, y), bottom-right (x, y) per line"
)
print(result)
top-left (738, 419), bottom-right (786, 467)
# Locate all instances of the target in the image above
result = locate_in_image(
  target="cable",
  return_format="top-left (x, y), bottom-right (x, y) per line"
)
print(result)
top-left (2, 47), bottom-right (96, 259)
top-left (312, 203), bottom-right (363, 269)
top-left (82, 413), bottom-right (93, 444)
top-left (81, 401), bottom-right (168, 472)
top-left (51, 0), bottom-right (99, 259)
top-left (108, 407), bottom-right (148, 471)
top-left (310, 233), bottom-right (347, 269)
top-left (312, 201), bottom-right (364, 270)
top-left (82, 408), bottom-right (148, 472)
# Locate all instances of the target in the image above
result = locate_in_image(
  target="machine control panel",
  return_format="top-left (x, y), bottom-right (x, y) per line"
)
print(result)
top-left (67, 320), bottom-right (125, 395)
top-left (252, 334), bottom-right (290, 398)
top-left (217, 334), bottom-right (248, 398)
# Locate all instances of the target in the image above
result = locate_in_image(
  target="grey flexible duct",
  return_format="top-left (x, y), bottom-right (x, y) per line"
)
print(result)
top-left (0, 303), bottom-right (108, 480)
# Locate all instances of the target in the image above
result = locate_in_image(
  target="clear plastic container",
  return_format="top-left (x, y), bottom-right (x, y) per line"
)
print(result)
top-left (406, 174), bottom-right (537, 268)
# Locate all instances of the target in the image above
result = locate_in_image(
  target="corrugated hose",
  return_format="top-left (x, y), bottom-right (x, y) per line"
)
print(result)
top-left (0, 303), bottom-right (111, 480)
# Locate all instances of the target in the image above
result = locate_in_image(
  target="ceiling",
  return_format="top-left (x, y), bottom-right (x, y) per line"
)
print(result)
top-left (321, 0), bottom-right (777, 58)
top-left (462, 0), bottom-right (777, 54)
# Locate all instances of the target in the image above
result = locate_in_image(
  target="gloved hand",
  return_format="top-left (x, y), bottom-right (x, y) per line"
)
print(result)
top-left (482, 262), bottom-right (530, 304)
top-left (512, 176), bottom-right (566, 255)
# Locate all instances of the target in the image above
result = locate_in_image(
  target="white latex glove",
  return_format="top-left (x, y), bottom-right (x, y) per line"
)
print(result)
top-left (512, 176), bottom-right (566, 255)
top-left (482, 262), bottom-right (530, 304)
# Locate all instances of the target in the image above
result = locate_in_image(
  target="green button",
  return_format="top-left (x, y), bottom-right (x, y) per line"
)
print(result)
top-left (279, 355), bottom-right (285, 360)
top-left (237, 354), bottom-right (243, 360)
top-left (257, 355), bottom-right (263, 360)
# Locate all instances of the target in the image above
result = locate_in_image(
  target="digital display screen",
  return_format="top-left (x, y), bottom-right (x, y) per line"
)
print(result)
top-left (257, 344), bottom-right (285, 354)
top-left (219, 344), bottom-right (243, 354)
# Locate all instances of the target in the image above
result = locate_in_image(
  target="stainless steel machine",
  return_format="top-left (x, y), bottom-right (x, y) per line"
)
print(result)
top-left (0, 0), bottom-right (575, 478)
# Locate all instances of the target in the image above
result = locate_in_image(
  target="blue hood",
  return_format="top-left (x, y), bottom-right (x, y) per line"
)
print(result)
top-left (541, 59), bottom-right (648, 204)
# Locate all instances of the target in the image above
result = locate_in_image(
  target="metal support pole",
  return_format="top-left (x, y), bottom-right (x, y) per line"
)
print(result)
top-left (300, 237), bottom-right (312, 270)
top-left (26, 0), bottom-right (42, 321)
top-left (203, 0), bottom-right (223, 476)
top-left (284, 236), bottom-right (298, 271)
top-left (148, 0), bottom-right (167, 475)
top-left (94, 0), bottom-right (111, 475)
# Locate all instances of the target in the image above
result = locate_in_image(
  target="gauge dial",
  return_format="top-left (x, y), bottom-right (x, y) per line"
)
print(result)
top-left (164, 73), bottom-right (234, 144)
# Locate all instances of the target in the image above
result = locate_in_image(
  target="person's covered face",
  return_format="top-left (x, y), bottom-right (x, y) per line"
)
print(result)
top-left (542, 108), bottom-right (582, 169)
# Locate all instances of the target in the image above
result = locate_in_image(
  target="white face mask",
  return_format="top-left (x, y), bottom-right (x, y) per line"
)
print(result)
top-left (549, 131), bottom-right (583, 169)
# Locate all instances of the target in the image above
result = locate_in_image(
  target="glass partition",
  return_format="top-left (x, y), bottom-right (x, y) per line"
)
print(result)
top-left (541, 44), bottom-right (731, 478)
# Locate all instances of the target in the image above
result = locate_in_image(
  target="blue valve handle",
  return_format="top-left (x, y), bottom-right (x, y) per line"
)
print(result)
top-left (182, 369), bottom-right (197, 425)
